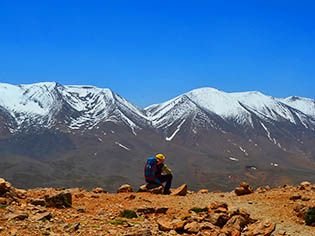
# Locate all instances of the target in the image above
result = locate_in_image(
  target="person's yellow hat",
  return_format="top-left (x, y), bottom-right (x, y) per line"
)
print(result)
top-left (155, 153), bottom-right (166, 161)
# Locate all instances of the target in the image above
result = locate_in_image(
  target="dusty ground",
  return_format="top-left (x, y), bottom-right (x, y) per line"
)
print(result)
top-left (0, 183), bottom-right (314, 235)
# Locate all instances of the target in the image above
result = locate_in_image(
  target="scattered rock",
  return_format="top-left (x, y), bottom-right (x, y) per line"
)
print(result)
top-left (64, 222), bottom-right (80, 233)
top-left (136, 207), bottom-right (168, 215)
top-left (5, 212), bottom-right (29, 221)
top-left (198, 189), bottom-right (209, 194)
top-left (92, 187), bottom-right (107, 194)
top-left (124, 229), bottom-right (153, 236)
top-left (0, 178), bottom-right (12, 195)
top-left (170, 184), bottom-right (188, 196)
top-left (157, 218), bottom-right (173, 231)
top-left (300, 181), bottom-right (311, 188)
top-left (0, 197), bottom-right (8, 205)
top-left (138, 184), bottom-right (163, 194)
top-left (234, 182), bottom-right (254, 196)
top-left (244, 220), bottom-right (276, 236)
top-left (290, 194), bottom-right (302, 201)
top-left (294, 204), bottom-right (308, 219)
top-left (45, 191), bottom-right (72, 208)
top-left (117, 184), bottom-right (133, 193)
top-left (32, 212), bottom-right (52, 221)
top-left (29, 198), bottom-right (46, 206)
top-left (157, 218), bottom-right (185, 231)
top-left (184, 221), bottom-right (200, 234)
top-left (125, 194), bottom-right (136, 200)
top-left (77, 207), bottom-right (86, 213)
top-left (120, 209), bottom-right (138, 218)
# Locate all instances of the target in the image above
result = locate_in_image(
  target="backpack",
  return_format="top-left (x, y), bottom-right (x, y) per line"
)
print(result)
top-left (144, 157), bottom-right (158, 181)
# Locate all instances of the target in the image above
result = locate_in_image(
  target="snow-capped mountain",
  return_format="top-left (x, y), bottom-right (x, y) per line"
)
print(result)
top-left (147, 88), bottom-right (315, 128)
top-left (0, 82), bottom-right (149, 133)
top-left (1, 82), bottom-right (315, 191)
top-left (279, 96), bottom-right (315, 119)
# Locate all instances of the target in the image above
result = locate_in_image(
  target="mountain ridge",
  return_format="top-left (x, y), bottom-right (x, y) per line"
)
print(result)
top-left (0, 82), bottom-right (315, 192)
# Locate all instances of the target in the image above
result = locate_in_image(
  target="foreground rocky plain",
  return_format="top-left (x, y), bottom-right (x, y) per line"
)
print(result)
top-left (0, 178), bottom-right (314, 236)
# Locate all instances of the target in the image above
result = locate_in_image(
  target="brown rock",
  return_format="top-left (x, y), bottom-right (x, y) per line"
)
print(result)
top-left (0, 197), bottom-right (8, 205)
top-left (234, 187), bottom-right (253, 196)
top-left (245, 221), bottom-right (276, 236)
top-left (290, 194), bottom-right (302, 201)
top-left (0, 178), bottom-right (12, 195)
top-left (208, 201), bottom-right (228, 212)
top-left (240, 182), bottom-right (250, 189)
top-left (157, 218), bottom-right (173, 231)
top-left (29, 198), bottom-right (46, 206)
top-left (32, 212), bottom-right (52, 221)
top-left (235, 182), bottom-right (254, 196)
top-left (294, 204), bottom-right (308, 219)
top-left (92, 187), bottom-right (106, 194)
top-left (209, 213), bottom-right (230, 227)
top-left (124, 229), bottom-right (153, 236)
top-left (138, 184), bottom-right (163, 194)
top-left (223, 215), bottom-right (248, 232)
top-left (117, 184), bottom-right (133, 193)
top-left (171, 219), bottom-right (185, 231)
top-left (5, 212), bottom-right (29, 221)
top-left (198, 189), bottom-right (209, 194)
top-left (300, 181), bottom-right (311, 188)
top-left (184, 221), bottom-right (200, 233)
top-left (170, 184), bottom-right (188, 196)
top-left (45, 191), bottom-right (72, 208)
top-left (157, 218), bottom-right (185, 232)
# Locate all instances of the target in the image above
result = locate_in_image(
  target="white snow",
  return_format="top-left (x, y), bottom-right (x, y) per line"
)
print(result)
top-left (260, 122), bottom-right (274, 143)
top-left (229, 157), bottom-right (239, 161)
top-left (1, 83), bottom-right (315, 136)
top-left (115, 142), bottom-right (130, 151)
top-left (239, 146), bottom-right (249, 156)
top-left (166, 119), bottom-right (186, 141)
top-left (271, 163), bottom-right (279, 167)
top-left (147, 87), bottom-right (315, 129)
top-left (279, 96), bottom-right (315, 118)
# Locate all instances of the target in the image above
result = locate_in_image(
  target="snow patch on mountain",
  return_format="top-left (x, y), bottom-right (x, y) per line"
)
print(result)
top-left (279, 96), bottom-right (315, 118)
top-left (166, 119), bottom-right (186, 141)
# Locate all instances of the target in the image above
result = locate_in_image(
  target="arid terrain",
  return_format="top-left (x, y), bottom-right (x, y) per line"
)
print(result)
top-left (0, 178), bottom-right (314, 236)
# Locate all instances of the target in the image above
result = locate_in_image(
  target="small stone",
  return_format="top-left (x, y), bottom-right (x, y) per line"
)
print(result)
top-left (170, 184), bottom-right (188, 196)
top-left (198, 189), bottom-right (209, 194)
top-left (5, 212), bottom-right (29, 221)
top-left (32, 212), bottom-right (52, 221)
top-left (117, 184), bottom-right (133, 193)
top-left (289, 194), bottom-right (302, 201)
top-left (77, 207), bottom-right (86, 213)
top-left (184, 222), bottom-right (200, 234)
top-left (125, 194), bottom-right (136, 200)
top-left (277, 230), bottom-right (287, 235)
top-left (92, 187), bottom-right (106, 194)
top-left (30, 198), bottom-right (46, 206)
top-left (301, 197), bottom-right (310, 201)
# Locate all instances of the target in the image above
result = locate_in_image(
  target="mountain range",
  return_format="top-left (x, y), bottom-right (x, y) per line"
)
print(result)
top-left (0, 82), bottom-right (315, 191)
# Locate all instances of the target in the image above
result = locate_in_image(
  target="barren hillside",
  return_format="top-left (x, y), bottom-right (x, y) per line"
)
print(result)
top-left (0, 178), bottom-right (314, 235)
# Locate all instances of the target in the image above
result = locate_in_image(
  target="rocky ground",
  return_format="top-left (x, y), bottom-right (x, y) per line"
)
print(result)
top-left (0, 178), bottom-right (314, 236)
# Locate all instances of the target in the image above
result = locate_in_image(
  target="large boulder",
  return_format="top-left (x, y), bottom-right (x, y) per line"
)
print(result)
top-left (45, 191), bottom-right (72, 208)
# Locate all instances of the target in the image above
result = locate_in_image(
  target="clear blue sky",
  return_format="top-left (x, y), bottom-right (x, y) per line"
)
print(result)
top-left (0, 1), bottom-right (314, 107)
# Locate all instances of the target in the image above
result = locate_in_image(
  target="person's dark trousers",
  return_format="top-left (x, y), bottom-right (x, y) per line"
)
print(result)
top-left (159, 174), bottom-right (173, 194)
